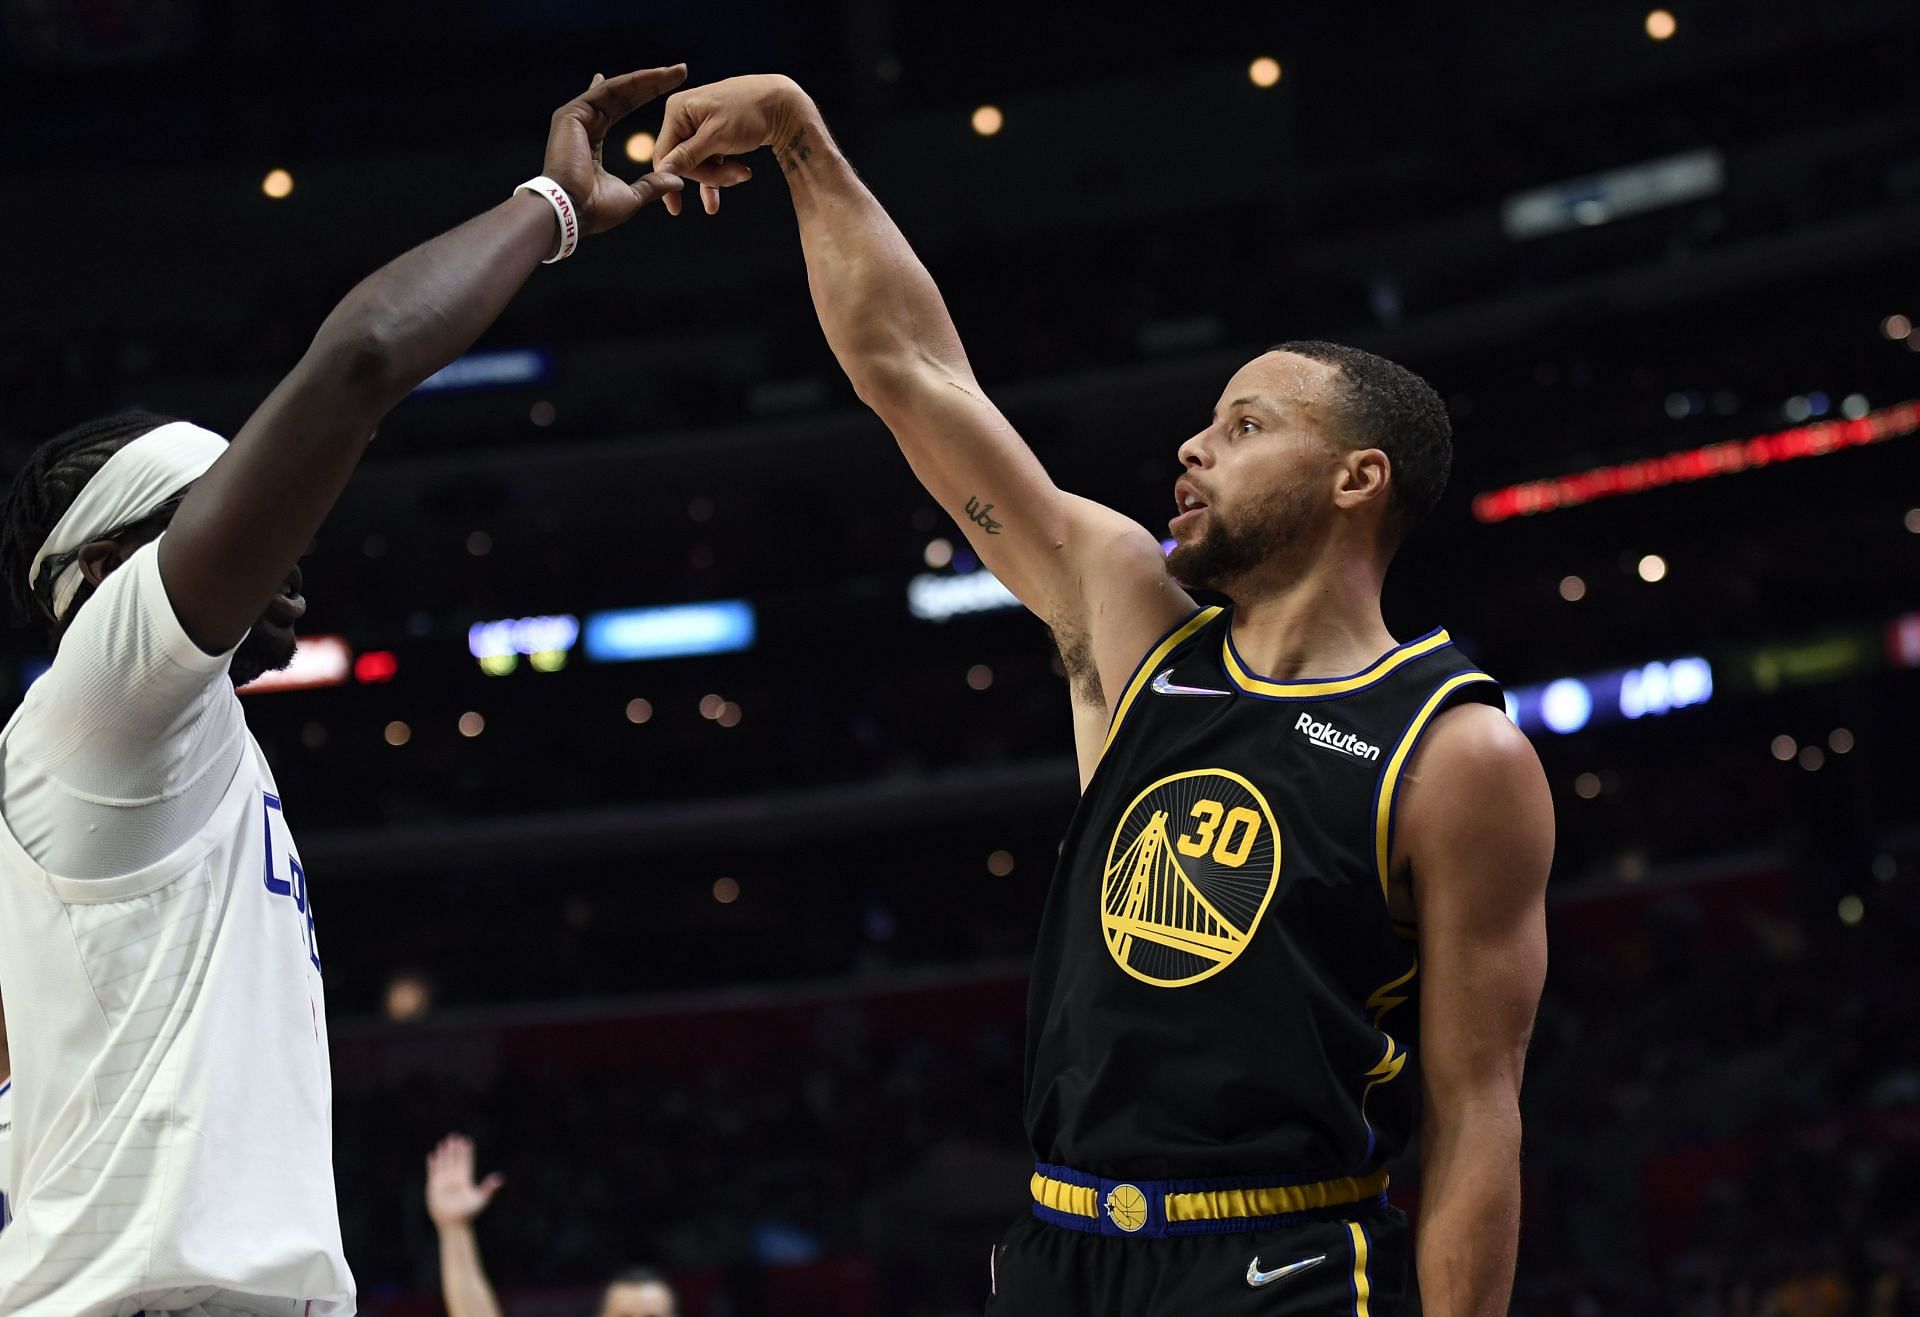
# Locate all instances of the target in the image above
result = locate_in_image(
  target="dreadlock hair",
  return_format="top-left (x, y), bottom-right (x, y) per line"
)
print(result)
top-left (1269, 340), bottom-right (1452, 551)
top-left (0, 410), bottom-right (182, 638)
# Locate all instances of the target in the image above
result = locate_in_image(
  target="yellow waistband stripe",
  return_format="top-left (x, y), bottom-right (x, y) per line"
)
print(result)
top-left (1163, 1168), bottom-right (1390, 1223)
top-left (1030, 1166), bottom-right (1389, 1221)
top-left (1029, 1172), bottom-right (1098, 1220)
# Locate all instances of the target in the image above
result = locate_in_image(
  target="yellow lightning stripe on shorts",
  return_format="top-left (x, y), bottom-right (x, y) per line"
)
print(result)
top-left (1348, 1220), bottom-right (1373, 1316)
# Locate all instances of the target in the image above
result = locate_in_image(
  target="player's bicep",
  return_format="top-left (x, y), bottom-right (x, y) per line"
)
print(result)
top-left (1403, 708), bottom-right (1553, 1108)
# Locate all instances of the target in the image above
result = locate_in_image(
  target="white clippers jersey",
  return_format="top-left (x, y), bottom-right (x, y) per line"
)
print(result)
top-left (0, 1078), bottom-right (13, 1233)
top-left (0, 543), bottom-right (353, 1317)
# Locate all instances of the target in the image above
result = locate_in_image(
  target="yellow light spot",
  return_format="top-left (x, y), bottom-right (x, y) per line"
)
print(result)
top-left (988, 849), bottom-right (1015, 876)
top-left (1559, 574), bottom-right (1587, 602)
top-left (262, 168), bottom-right (294, 200)
top-left (1248, 57), bottom-right (1282, 88)
top-left (625, 131), bottom-right (656, 164)
top-left (971, 105), bottom-right (1004, 137)
top-left (458, 711), bottom-right (485, 738)
top-left (713, 876), bottom-right (740, 904)
top-left (1837, 894), bottom-right (1864, 925)
top-left (386, 974), bottom-right (431, 1021)
top-left (1637, 553), bottom-right (1667, 583)
top-left (384, 720), bottom-right (412, 747)
top-left (1645, 9), bottom-right (1676, 40)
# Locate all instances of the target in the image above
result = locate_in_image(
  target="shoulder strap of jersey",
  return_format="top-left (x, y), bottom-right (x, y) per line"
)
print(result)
top-left (1368, 667), bottom-right (1503, 902)
top-left (1101, 605), bottom-right (1225, 756)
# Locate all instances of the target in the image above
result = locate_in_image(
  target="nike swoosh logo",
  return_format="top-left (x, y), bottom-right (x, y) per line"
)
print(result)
top-left (1150, 668), bottom-right (1231, 698)
top-left (1247, 1253), bottom-right (1328, 1287)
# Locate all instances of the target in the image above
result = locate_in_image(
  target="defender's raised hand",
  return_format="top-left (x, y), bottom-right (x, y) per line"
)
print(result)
top-left (544, 65), bottom-right (692, 236)
top-left (425, 1134), bottom-right (504, 1229)
top-left (652, 74), bottom-right (807, 214)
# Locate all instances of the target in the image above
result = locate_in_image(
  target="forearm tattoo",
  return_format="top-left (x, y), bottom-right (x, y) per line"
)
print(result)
top-left (780, 128), bottom-right (814, 176)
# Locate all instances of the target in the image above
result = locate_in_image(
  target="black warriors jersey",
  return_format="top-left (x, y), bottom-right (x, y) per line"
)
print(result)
top-left (1025, 606), bottom-right (1503, 1181)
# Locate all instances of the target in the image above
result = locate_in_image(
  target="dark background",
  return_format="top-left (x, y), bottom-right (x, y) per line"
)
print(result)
top-left (2, 0), bottom-right (1918, 1313)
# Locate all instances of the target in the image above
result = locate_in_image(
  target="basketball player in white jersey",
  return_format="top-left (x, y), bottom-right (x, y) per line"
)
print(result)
top-left (0, 64), bottom-right (701, 1317)
top-left (0, 989), bottom-right (14, 1235)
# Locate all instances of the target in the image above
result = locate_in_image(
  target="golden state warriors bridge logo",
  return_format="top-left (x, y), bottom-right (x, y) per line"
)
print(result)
top-left (1101, 769), bottom-right (1282, 987)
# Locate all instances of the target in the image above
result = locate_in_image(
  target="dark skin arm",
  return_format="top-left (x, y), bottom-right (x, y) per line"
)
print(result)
top-left (155, 65), bottom-right (691, 654)
top-left (1391, 702), bottom-right (1554, 1316)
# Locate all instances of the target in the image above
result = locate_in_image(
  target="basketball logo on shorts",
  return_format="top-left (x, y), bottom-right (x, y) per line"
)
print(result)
top-left (1105, 1183), bottom-right (1148, 1232)
top-left (1101, 768), bottom-right (1281, 988)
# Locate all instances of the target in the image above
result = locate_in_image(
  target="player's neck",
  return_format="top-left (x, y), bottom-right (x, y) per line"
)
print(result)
top-left (1224, 553), bottom-right (1393, 682)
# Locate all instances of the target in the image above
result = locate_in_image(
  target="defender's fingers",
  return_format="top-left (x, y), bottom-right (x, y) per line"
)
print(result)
top-left (701, 182), bottom-right (720, 215)
top-left (575, 64), bottom-right (689, 127)
top-left (663, 190), bottom-right (684, 216)
top-left (629, 171), bottom-right (687, 209)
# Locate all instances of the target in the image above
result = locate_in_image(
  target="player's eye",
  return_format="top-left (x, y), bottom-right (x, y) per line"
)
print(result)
top-left (1235, 416), bottom-right (1259, 436)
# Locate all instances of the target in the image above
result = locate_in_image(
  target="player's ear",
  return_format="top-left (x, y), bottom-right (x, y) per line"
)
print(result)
top-left (76, 538), bottom-right (129, 587)
top-left (1332, 448), bottom-right (1391, 513)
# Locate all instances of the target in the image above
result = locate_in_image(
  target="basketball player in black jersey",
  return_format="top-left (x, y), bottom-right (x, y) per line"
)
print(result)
top-left (654, 78), bottom-right (1555, 1316)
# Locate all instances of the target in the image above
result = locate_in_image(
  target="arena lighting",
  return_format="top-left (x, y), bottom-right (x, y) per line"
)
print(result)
top-left (908, 570), bottom-right (1020, 621)
top-left (1248, 57), bottom-right (1282, 87)
top-left (467, 614), bottom-right (579, 675)
top-left (624, 131), bottom-right (655, 163)
top-left (1506, 656), bottom-right (1713, 736)
top-left (584, 600), bottom-right (756, 663)
top-left (261, 168), bottom-right (294, 200)
top-left (1644, 9), bottom-right (1676, 40)
top-left (1473, 400), bottom-right (1920, 523)
top-left (353, 650), bottom-right (399, 684)
top-left (1501, 148), bottom-right (1722, 241)
top-left (239, 636), bottom-right (353, 694)
top-left (971, 105), bottom-right (1004, 137)
top-left (413, 347), bottom-right (552, 395)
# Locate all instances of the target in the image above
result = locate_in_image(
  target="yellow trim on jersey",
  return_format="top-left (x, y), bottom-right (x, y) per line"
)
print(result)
top-left (1162, 1169), bottom-right (1390, 1224)
top-left (1101, 606), bottom-right (1225, 755)
top-left (1223, 628), bottom-right (1454, 699)
top-left (1029, 1172), bottom-right (1097, 1220)
top-left (1371, 671), bottom-right (1499, 901)
top-left (1348, 1220), bottom-right (1373, 1317)
top-left (1029, 1167), bottom-right (1390, 1223)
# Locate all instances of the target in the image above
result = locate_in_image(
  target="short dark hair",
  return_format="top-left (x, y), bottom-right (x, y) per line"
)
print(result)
top-left (1270, 340), bottom-right (1451, 547)
top-left (0, 410), bottom-right (181, 633)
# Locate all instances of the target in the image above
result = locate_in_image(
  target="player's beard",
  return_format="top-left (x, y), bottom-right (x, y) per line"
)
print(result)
top-left (229, 624), bottom-right (297, 689)
top-left (1167, 482), bottom-right (1321, 593)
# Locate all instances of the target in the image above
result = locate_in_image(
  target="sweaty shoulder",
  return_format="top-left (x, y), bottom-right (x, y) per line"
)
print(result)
top-left (1393, 701), bottom-right (1554, 881)
top-left (1058, 495), bottom-right (1194, 712)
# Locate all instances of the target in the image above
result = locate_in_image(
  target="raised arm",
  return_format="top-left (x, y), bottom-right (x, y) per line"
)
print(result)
top-left (1397, 703), bottom-right (1554, 1317)
top-left (158, 65), bottom-right (690, 655)
top-left (425, 1135), bottom-right (507, 1317)
top-left (653, 77), bottom-right (1192, 712)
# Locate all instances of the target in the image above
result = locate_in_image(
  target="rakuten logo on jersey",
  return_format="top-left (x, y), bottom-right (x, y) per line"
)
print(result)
top-left (1295, 711), bottom-right (1382, 761)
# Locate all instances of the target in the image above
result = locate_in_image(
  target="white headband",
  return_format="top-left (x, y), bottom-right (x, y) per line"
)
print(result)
top-left (28, 421), bottom-right (228, 623)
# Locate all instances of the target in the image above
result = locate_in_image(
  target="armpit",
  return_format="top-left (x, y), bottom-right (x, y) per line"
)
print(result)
top-left (1050, 622), bottom-right (1104, 709)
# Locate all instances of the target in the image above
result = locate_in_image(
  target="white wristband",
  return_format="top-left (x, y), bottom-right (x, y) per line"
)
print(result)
top-left (514, 175), bottom-right (581, 264)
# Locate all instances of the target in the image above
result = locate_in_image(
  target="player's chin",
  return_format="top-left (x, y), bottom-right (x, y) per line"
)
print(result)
top-left (230, 622), bottom-right (298, 689)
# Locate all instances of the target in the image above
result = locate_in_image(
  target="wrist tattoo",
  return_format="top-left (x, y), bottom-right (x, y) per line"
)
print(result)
top-left (780, 128), bottom-right (815, 176)
top-left (965, 496), bottom-right (1004, 534)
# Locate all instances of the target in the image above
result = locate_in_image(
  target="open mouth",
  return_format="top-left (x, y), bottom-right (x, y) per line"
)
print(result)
top-left (1170, 481), bottom-right (1209, 532)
